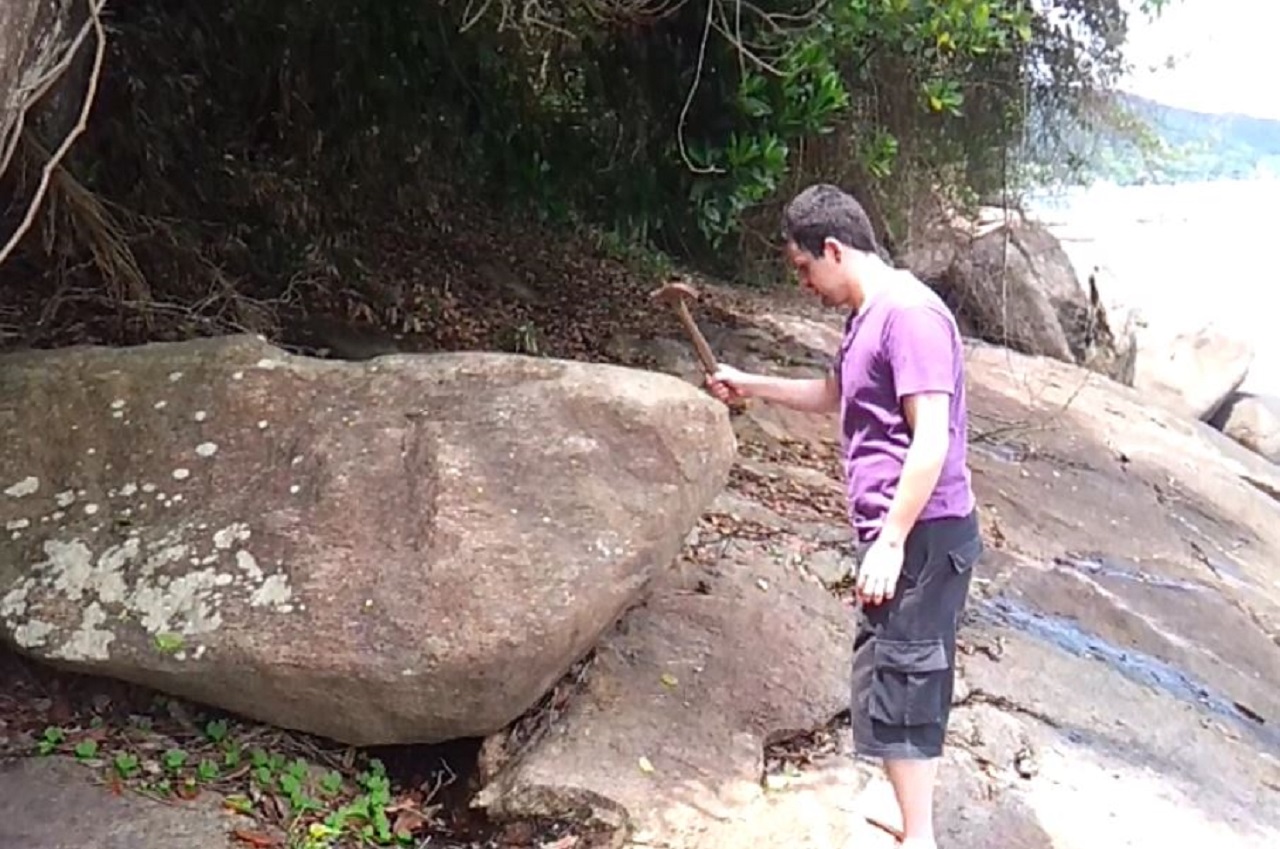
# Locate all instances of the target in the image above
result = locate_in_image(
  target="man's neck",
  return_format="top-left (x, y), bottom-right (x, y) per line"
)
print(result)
top-left (850, 263), bottom-right (896, 313)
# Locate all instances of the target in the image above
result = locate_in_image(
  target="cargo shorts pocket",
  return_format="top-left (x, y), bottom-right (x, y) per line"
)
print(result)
top-left (868, 638), bottom-right (951, 727)
top-left (948, 535), bottom-right (984, 575)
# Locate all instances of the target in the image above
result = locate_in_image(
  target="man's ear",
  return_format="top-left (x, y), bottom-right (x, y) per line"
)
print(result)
top-left (823, 237), bottom-right (843, 263)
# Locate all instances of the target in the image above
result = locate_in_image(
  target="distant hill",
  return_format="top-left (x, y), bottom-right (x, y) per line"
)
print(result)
top-left (1078, 93), bottom-right (1280, 184)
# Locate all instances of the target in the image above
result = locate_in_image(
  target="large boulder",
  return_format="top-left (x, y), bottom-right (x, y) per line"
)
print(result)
top-left (0, 335), bottom-right (736, 745)
top-left (1132, 323), bottom-right (1254, 421)
top-left (902, 211), bottom-right (1136, 385)
top-left (1211, 391), bottom-right (1280, 463)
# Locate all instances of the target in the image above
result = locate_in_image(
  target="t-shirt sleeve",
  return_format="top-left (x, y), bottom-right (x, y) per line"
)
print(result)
top-left (883, 304), bottom-right (957, 399)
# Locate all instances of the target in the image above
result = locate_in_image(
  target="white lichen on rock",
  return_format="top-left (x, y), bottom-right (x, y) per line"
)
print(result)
top-left (195, 442), bottom-right (218, 458)
top-left (4, 476), bottom-right (39, 498)
top-left (60, 602), bottom-right (114, 661)
top-left (0, 519), bottom-right (295, 664)
top-left (12, 619), bottom-right (55, 648)
top-left (172, 468), bottom-right (191, 480)
top-left (214, 523), bottom-right (251, 550)
top-left (251, 574), bottom-right (292, 608)
top-left (235, 549), bottom-right (263, 581)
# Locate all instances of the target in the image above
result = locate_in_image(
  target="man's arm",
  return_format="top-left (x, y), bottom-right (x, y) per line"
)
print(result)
top-left (876, 305), bottom-right (959, 547)
top-left (879, 392), bottom-right (950, 546)
top-left (734, 373), bottom-right (840, 413)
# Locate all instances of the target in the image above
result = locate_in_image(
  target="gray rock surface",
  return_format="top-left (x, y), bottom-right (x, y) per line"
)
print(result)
top-left (0, 756), bottom-right (248, 849)
top-left (474, 521), bottom-right (855, 848)
top-left (476, 295), bottom-right (1280, 848)
top-left (1133, 323), bottom-right (1254, 421)
top-left (1211, 391), bottom-right (1280, 463)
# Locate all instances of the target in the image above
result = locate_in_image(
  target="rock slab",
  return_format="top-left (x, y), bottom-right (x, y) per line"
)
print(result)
top-left (0, 335), bottom-right (736, 745)
top-left (474, 532), bottom-right (854, 848)
top-left (1132, 323), bottom-right (1254, 421)
top-left (0, 756), bottom-right (246, 848)
top-left (1211, 391), bottom-right (1280, 463)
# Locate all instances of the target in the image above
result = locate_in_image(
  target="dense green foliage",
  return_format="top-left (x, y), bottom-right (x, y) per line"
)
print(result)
top-left (8, 0), bottom-right (1174, 305)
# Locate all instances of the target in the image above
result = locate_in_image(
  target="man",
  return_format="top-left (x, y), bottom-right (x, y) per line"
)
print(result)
top-left (707, 183), bottom-right (982, 849)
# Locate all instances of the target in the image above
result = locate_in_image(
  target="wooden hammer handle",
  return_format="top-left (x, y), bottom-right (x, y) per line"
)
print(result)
top-left (674, 300), bottom-right (718, 375)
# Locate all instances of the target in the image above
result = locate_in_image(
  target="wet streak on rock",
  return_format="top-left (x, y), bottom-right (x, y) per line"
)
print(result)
top-left (1242, 472), bottom-right (1280, 505)
top-left (969, 439), bottom-right (1029, 465)
top-left (1052, 553), bottom-right (1205, 593)
top-left (972, 596), bottom-right (1279, 754)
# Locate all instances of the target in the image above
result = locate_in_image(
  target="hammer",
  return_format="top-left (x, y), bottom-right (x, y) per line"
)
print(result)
top-left (650, 280), bottom-right (719, 376)
top-left (650, 280), bottom-right (746, 412)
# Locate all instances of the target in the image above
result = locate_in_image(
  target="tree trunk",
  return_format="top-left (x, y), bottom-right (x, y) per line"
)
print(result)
top-left (0, 0), bottom-right (82, 173)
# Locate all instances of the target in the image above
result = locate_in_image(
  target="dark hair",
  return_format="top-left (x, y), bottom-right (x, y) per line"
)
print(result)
top-left (781, 183), bottom-right (879, 258)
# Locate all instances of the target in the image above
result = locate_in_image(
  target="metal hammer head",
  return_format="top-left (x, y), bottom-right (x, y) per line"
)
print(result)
top-left (650, 280), bottom-right (700, 305)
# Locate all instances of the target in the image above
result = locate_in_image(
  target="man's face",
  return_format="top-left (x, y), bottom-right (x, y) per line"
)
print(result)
top-left (785, 239), bottom-right (847, 307)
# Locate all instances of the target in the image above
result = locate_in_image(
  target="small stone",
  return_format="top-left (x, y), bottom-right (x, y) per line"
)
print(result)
top-left (1014, 746), bottom-right (1039, 779)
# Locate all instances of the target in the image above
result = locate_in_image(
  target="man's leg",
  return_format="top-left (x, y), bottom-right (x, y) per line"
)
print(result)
top-left (885, 757), bottom-right (940, 846)
top-left (849, 512), bottom-right (982, 846)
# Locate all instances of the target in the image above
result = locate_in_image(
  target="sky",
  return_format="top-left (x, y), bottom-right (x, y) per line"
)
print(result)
top-left (1120, 0), bottom-right (1280, 119)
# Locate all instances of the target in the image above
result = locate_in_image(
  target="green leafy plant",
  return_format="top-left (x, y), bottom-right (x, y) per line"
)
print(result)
top-left (114, 752), bottom-right (141, 779)
top-left (36, 726), bottom-right (65, 756)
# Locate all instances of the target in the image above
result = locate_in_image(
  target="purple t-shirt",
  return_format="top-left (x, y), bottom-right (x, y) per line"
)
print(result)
top-left (833, 273), bottom-right (975, 542)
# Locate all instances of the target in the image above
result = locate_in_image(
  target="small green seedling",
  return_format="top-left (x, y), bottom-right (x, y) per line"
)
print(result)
top-left (36, 727), bottom-right (65, 755)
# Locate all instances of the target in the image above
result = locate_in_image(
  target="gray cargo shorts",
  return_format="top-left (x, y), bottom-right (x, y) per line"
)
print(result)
top-left (849, 510), bottom-right (983, 761)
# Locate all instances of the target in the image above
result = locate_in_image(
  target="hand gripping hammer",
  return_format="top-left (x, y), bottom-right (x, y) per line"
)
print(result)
top-left (650, 279), bottom-right (745, 411)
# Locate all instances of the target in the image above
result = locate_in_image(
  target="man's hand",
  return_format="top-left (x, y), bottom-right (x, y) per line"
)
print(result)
top-left (705, 364), bottom-right (839, 414)
top-left (706, 363), bottom-right (752, 405)
top-left (856, 537), bottom-right (905, 606)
